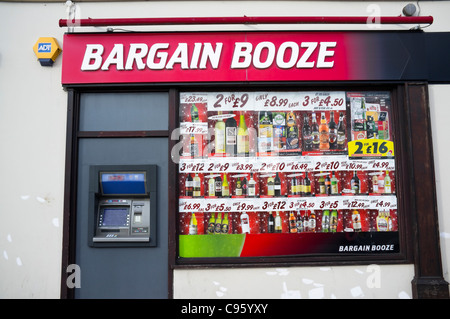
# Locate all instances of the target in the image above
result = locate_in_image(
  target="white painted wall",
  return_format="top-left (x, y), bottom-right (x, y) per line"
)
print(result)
top-left (0, 1), bottom-right (449, 298)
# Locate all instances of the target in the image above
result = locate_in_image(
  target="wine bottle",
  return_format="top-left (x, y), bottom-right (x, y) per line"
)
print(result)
top-left (185, 173), bottom-right (193, 196)
top-left (237, 112), bottom-right (249, 157)
top-left (222, 173), bottom-right (229, 197)
top-left (225, 113), bottom-right (237, 156)
top-left (275, 212), bottom-right (282, 233)
top-left (337, 112), bottom-right (346, 150)
top-left (248, 173), bottom-right (256, 197)
top-left (274, 172), bottom-right (281, 197)
top-left (193, 173), bottom-right (201, 197)
top-left (214, 111), bottom-right (226, 154)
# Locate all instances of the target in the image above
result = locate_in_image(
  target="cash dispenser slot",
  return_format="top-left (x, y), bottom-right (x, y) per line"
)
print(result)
top-left (88, 165), bottom-right (157, 248)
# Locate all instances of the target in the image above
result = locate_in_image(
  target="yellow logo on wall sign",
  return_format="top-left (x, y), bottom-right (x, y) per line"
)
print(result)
top-left (33, 37), bottom-right (62, 66)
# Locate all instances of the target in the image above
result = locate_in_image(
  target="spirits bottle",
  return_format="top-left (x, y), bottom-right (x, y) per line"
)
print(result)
top-left (328, 111), bottom-right (337, 149)
top-left (372, 173), bottom-right (379, 193)
top-left (337, 112), bottom-right (346, 150)
top-left (275, 211), bottom-right (282, 233)
top-left (384, 171), bottom-right (392, 193)
top-left (248, 173), bottom-right (256, 197)
top-left (296, 211), bottom-right (303, 233)
top-left (225, 113), bottom-right (237, 156)
top-left (240, 212), bottom-right (250, 234)
top-left (352, 209), bottom-right (362, 232)
top-left (237, 112), bottom-right (249, 157)
top-left (319, 112), bottom-right (330, 150)
top-left (291, 176), bottom-right (299, 195)
top-left (376, 210), bottom-right (388, 232)
top-left (311, 112), bottom-right (320, 150)
top-left (193, 173), bottom-right (201, 197)
top-left (214, 111), bottom-right (226, 154)
top-left (318, 172), bottom-right (326, 195)
top-left (377, 172), bottom-right (385, 193)
top-left (235, 177), bottom-right (243, 196)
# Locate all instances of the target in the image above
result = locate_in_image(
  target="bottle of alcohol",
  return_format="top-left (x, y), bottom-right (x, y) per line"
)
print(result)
top-left (214, 213), bottom-right (223, 234)
top-left (322, 210), bottom-right (330, 232)
top-left (185, 173), bottom-right (193, 196)
top-left (303, 211), bottom-right (309, 232)
top-left (235, 177), bottom-right (243, 196)
top-left (352, 209), bottom-right (362, 232)
top-left (189, 213), bottom-right (198, 235)
top-left (309, 211), bottom-right (316, 232)
top-left (193, 173), bottom-right (201, 197)
top-left (376, 210), bottom-right (388, 231)
top-left (289, 212), bottom-right (298, 233)
top-left (303, 172), bottom-right (311, 196)
top-left (215, 175), bottom-right (222, 197)
top-left (337, 112), bottom-right (346, 150)
top-left (222, 174), bottom-right (230, 197)
top-left (372, 173), bottom-right (379, 193)
top-left (190, 134), bottom-right (199, 158)
top-left (242, 176), bottom-right (248, 196)
top-left (275, 211), bottom-right (282, 233)
top-left (240, 212), bottom-right (250, 234)
top-left (237, 112), bottom-right (249, 157)
top-left (318, 172), bottom-right (326, 195)
top-left (328, 111), bottom-right (337, 149)
top-left (325, 173), bottom-right (332, 194)
top-left (377, 172), bottom-right (385, 194)
top-left (207, 213), bottom-right (216, 234)
top-left (248, 173), bottom-right (256, 197)
top-left (208, 176), bottom-right (215, 196)
top-left (291, 175), bottom-right (299, 196)
top-left (319, 112), bottom-right (330, 150)
top-left (225, 113), bottom-right (237, 156)
top-left (214, 111), bottom-right (226, 154)
top-left (330, 209), bottom-right (338, 232)
top-left (384, 171), bottom-right (392, 193)
top-left (302, 114), bottom-right (312, 151)
top-left (222, 213), bottom-right (229, 234)
top-left (351, 171), bottom-right (360, 194)
top-left (267, 175), bottom-right (275, 196)
top-left (331, 172), bottom-right (339, 195)
top-left (296, 211), bottom-right (303, 233)
top-left (274, 172), bottom-right (281, 197)
top-left (190, 104), bottom-right (200, 158)
top-left (191, 104), bottom-right (199, 122)
top-left (268, 212), bottom-right (275, 233)
top-left (311, 112), bottom-right (320, 150)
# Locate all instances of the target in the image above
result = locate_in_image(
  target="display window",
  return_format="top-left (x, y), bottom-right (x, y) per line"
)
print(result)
top-left (177, 90), bottom-right (399, 259)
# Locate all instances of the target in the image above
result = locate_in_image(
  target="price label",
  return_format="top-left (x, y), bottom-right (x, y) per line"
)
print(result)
top-left (180, 93), bottom-right (208, 104)
top-left (348, 139), bottom-right (395, 159)
top-left (254, 92), bottom-right (300, 110)
top-left (207, 92), bottom-right (252, 111)
top-left (180, 122), bottom-right (209, 135)
top-left (298, 91), bottom-right (346, 111)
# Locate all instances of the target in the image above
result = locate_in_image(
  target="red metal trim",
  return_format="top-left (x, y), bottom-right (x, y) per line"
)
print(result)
top-left (59, 16), bottom-right (433, 27)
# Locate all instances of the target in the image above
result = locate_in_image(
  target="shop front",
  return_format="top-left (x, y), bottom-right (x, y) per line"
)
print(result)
top-left (60, 26), bottom-right (449, 298)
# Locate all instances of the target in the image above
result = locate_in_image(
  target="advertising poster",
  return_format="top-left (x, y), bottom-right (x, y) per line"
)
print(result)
top-left (177, 91), bottom-right (398, 258)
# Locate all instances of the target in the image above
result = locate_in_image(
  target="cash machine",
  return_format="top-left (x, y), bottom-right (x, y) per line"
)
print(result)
top-left (88, 165), bottom-right (157, 247)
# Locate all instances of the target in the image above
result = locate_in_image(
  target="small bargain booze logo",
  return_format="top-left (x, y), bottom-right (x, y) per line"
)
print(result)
top-left (38, 43), bottom-right (52, 53)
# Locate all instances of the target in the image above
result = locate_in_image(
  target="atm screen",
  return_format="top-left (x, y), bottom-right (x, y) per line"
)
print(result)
top-left (100, 172), bottom-right (147, 195)
top-left (102, 208), bottom-right (129, 227)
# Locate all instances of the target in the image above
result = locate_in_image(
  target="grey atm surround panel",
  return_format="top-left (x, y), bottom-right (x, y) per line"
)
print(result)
top-left (88, 165), bottom-right (157, 248)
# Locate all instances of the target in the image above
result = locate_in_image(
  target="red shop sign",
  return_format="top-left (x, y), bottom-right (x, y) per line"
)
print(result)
top-left (61, 31), bottom-right (390, 84)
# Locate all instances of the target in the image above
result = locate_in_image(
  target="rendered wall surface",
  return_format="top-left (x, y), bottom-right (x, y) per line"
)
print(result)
top-left (0, 1), bottom-right (449, 298)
